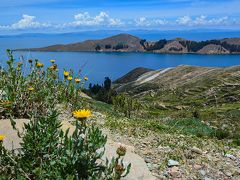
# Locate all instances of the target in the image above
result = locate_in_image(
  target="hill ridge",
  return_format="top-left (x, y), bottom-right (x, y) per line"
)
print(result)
top-left (15, 33), bottom-right (240, 54)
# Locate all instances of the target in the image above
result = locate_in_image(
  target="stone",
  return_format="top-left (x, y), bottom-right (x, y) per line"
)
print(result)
top-left (168, 159), bottom-right (180, 167)
top-left (200, 170), bottom-right (206, 176)
top-left (194, 164), bottom-right (202, 170)
top-left (204, 177), bottom-right (212, 180)
top-left (147, 163), bottom-right (153, 171)
top-left (157, 145), bottom-right (172, 153)
top-left (225, 154), bottom-right (236, 160)
top-left (144, 157), bottom-right (152, 163)
top-left (168, 166), bottom-right (181, 178)
top-left (191, 146), bottom-right (203, 155)
top-left (224, 171), bottom-right (232, 177)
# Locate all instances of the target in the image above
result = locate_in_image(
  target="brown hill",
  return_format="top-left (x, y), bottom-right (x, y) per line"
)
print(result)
top-left (15, 34), bottom-right (240, 54)
top-left (19, 34), bottom-right (145, 52)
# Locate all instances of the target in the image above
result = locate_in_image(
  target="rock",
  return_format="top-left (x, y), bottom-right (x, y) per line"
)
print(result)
top-left (147, 163), bottom-right (153, 171)
top-left (144, 157), bottom-right (152, 163)
top-left (168, 159), bottom-right (180, 167)
top-left (200, 170), bottom-right (206, 176)
top-left (154, 102), bottom-right (168, 110)
top-left (194, 164), bottom-right (202, 170)
top-left (191, 146), bottom-right (203, 155)
top-left (224, 171), bottom-right (232, 177)
top-left (225, 154), bottom-right (236, 160)
top-left (157, 145), bottom-right (172, 153)
top-left (168, 166), bottom-right (181, 178)
top-left (204, 177), bottom-right (212, 180)
top-left (143, 150), bottom-right (152, 155)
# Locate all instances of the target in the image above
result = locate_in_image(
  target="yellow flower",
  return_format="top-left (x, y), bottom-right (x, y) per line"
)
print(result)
top-left (0, 135), bottom-right (5, 141)
top-left (67, 76), bottom-right (73, 81)
top-left (28, 87), bottom-right (34, 91)
top-left (84, 77), bottom-right (88, 81)
top-left (50, 59), bottom-right (55, 63)
top-left (36, 63), bottom-right (44, 68)
top-left (49, 64), bottom-right (57, 71)
top-left (75, 78), bottom-right (81, 83)
top-left (64, 71), bottom-right (69, 78)
top-left (49, 66), bottom-right (55, 70)
top-left (72, 109), bottom-right (92, 119)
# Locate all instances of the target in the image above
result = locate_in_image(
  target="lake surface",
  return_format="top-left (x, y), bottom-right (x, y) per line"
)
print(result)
top-left (0, 51), bottom-right (239, 85)
top-left (0, 35), bottom-right (240, 85)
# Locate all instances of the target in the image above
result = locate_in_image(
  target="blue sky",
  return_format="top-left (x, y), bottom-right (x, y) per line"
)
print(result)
top-left (0, 0), bottom-right (240, 34)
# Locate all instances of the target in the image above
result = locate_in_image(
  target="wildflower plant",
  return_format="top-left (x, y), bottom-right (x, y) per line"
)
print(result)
top-left (0, 50), bottom-right (131, 179)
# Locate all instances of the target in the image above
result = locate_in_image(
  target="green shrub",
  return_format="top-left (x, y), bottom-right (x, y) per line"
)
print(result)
top-left (167, 118), bottom-right (215, 137)
top-left (0, 50), bottom-right (84, 118)
top-left (213, 129), bottom-right (230, 140)
top-left (112, 93), bottom-right (141, 118)
top-left (0, 111), bottom-right (131, 179)
top-left (192, 109), bottom-right (200, 119)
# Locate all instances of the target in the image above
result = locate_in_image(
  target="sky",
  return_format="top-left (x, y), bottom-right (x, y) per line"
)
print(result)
top-left (0, 0), bottom-right (240, 34)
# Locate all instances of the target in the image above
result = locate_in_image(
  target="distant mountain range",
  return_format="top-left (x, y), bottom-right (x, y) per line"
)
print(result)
top-left (15, 33), bottom-right (240, 54)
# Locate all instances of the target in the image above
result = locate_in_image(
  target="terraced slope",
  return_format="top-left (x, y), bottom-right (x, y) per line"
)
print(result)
top-left (114, 65), bottom-right (240, 130)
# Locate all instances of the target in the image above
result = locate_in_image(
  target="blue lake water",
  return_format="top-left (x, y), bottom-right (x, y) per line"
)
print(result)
top-left (0, 35), bottom-right (240, 84)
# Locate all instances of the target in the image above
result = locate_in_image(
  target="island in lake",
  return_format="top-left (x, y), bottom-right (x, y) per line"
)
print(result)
top-left (15, 33), bottom-right (240, 55)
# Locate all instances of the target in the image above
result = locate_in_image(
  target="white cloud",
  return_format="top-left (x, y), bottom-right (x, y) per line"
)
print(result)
top-left (70, 11), bottom-right (123, 27)
top-left (135, 17), bottom-right (149, 26)
top-left (0, 13), bottom-right (238, 32)
top-left (194, 15), bottom-right (207, 25)
top-left (176, 15), bottom-right (231, 26)
top-left (135, 17), bottom-right (168, 26)
top-left (177, 16), bottom-right (192, 25)
top-left (208, 16), bottom-right (229, 25)
top-left (0, 14), bottom-right (51, 30)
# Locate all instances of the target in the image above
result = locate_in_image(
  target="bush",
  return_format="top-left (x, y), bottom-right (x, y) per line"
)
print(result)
top-left (213, 129), bottom-right (230, 140)
top-left (0, 111), bottom-right (131, 179)
top-left (192, 109), bottom-right (200, 119)
top-left (88, 77), bottom-right (117, 104)
top-left (0, 50), bottom-right (84, 118)
top-left (167, 118), bottom-right (215, 137)
top-left (112, 93), bottom-right (141, 118)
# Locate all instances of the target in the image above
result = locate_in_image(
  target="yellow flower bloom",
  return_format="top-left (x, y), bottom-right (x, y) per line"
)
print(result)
top-left (64, 71), bottom-right (69, 78)
top-left (50, 59), bottom-right (55, 63)
top-left (49, 66), bottom-right (55, 70)
top-left (28, 87), bottom-right (34, 91)
top-left (72, 109), bottom-right (92, 119)
top-left (36, 63), bottom-right (44, 68)
top-left (75, 78), bottom-right (81, 83)
top-left (84, 77), bottom-right (88, 81)
top-left (49, 64), bottom-right (57, 71)
top-left (67, 76), bottom-right (73, 81)
top-left (0, 135), bottom-right (5, 141)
